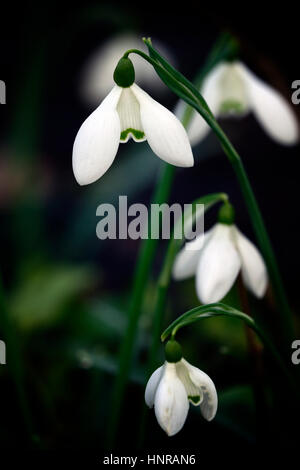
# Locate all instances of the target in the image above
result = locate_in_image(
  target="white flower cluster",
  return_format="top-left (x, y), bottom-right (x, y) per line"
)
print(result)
top-left (73, 38), bottom-right (298, 436)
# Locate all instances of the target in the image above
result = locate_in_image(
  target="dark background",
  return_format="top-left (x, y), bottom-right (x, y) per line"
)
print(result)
top-left (0, 2), bottom-right (299, 464)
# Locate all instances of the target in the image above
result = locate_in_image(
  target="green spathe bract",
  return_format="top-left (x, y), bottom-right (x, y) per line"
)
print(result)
top-left (113, 57), bottom-right (135, 88)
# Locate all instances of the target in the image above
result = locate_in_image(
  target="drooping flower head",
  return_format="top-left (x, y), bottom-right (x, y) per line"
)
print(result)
top-left (73, 56), bottom-right (194, 185)
top-left (177, 61), bottom-right (299, 146)
top-left (173, 202), bottom-right (268, 303)
top-left (145, 339), bottom-right (217, 436)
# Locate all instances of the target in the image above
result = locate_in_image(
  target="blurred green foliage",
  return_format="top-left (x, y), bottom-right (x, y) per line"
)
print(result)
top-left (9, 264), bottom-right (95, 331)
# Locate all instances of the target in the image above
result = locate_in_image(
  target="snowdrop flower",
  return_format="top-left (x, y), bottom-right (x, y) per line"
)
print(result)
top-left (177, 61), bottom-right (299, 146)
top-left (173, 203), bottom-right (268, 303)
top-left (145, 340), bottom-right (217, 436)
top-left (73, 57), bottom-right (193, 185)
top-left (81, 33), bottom-right (173, 104)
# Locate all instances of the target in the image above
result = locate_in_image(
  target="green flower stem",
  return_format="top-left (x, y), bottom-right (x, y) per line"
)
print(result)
top-left (0, 274), bottom-right (38, 445)
top-left (106, 44), bottom-right (207, 448)
top-left (147, 193), bottom-right (228, 372)
top-left (107, 162), bottom-right (175, 446)
top-left (210, 119), bottom-right (295, 343)
top-left (136, 275), bottom-right (169, 449)
top-left (137, 193), bottom-right (227, 446)
top-left (237, 275), bottom-right (269, 441)
top-left (111, 35), bottom-right (240, 447)
top-left (137, 41), bottom-right (295, 345)
top-left (161, 303), bottom-right (295, 391)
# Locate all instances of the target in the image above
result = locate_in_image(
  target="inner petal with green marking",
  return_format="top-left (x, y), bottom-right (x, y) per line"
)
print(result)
top-left (175, 361), bottom-right (203, 406)
top-left (117, 87), bottom-right (146, 143)
top-left (218, 64), bottom-right (249, 116)
top-left (220, 99), bottom-right (247, 115)
top-left (188, 395), bottom-right (202, 405)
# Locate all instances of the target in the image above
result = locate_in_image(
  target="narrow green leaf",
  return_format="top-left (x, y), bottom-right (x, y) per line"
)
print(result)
top-left (144, 38), bottom-right (214, 118)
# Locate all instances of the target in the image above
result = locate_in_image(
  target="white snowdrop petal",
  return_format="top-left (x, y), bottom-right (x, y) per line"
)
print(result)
top-left (131, 84), bottom-right (194, 167)
top-left (72, 86), bottom-right (122, 185)
top-left (175, 100), bottom-right (211, 146)
top-left (233, 226), bottom-right (268, 298)
top-left (196, 224), bottom-right (241, 303)
top-left (181, 359), bottom-right (218, 421)
top-left (218, 62), bottom-right (250, 116)
top-left (154, 363), bottom-right (189, 436)
top-left (117, 87), bottom-right (146, 143)
top-left (201, 62), bottom-right (228, 113)
top-left (175, 360), bottom-right (203, 406)
top-left (238, 62), bottom-right (299, 145)
top-left (186, 111), bottom-right (211, 146)
top-left (184, 62), bottom-right (228, 146)
top-left (145, 365), bottom-right (164, 408)
top-left (172, 229), bottom-right (213, 280)
top-left (174, 64), bottom-right (226, 146)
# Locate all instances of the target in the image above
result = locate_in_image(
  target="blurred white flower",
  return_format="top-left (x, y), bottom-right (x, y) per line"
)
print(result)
top-left (176, 61), bottom-right (299, 146)
top-left (173, 222), bottom-right (268, 303)
top-left (81, 33), bottom-right (174, 104)
top-left (145, 358), bottom-right (217, 436)
top-left (73, 80), bottom-right (194, 185)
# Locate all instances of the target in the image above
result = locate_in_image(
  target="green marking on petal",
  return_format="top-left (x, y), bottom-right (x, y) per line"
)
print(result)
top-left (220, 100), bottom-right (246, 114)
top-left (120, 128), bottom-right (145, 141)
top-left (188, 395), bottom-right (201, 406)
